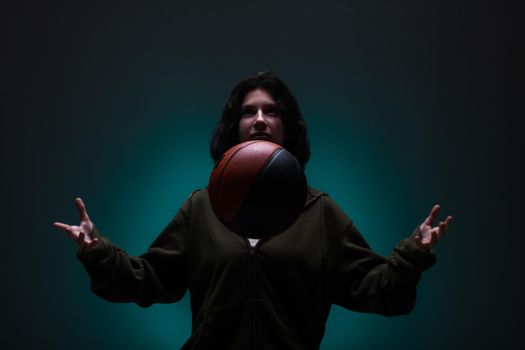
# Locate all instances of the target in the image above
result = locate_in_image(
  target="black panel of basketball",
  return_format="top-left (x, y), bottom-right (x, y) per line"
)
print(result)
top-left (231, 148), bottom-right (306, 238)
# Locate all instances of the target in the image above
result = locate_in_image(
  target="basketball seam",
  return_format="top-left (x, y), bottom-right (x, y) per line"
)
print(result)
top-left (254, 148), bottom-right (284, 187)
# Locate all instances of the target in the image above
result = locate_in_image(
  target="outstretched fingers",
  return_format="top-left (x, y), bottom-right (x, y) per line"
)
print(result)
top-left (75, 197), bottom-right (90, 222)
top-left (53, 222), bottom-right (79, 240)
top-left (438, 216), bottom-right (453, 237)
top-left (53, 222), bottom-right (71, 232)
top-left (54, 221), bottom-right (75, 236)
top-left (54, 198), bottom-right (97, 248)
top-left (424, 204), bottom-right (441, 226)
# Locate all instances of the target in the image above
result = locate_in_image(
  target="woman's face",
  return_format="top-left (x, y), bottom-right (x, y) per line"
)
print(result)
top-left (238, 89), bottom-right (285, 146)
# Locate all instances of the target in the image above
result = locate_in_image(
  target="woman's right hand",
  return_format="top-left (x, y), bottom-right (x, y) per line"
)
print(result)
top-left (54, 197), bottom-right (99, 249)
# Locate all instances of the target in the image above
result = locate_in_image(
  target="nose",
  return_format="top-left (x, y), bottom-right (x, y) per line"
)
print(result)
top-left (253, 111), bottom-right (267, 130)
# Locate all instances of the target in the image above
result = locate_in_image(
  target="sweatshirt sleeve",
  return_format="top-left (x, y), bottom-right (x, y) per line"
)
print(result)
top-left (324, 196), bottom-right (436, 316)
top-left (76, 199), bottom-right (191, 307)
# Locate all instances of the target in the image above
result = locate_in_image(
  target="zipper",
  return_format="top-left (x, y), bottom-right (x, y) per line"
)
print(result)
top-left (245, 237), bottom-right (261, 349)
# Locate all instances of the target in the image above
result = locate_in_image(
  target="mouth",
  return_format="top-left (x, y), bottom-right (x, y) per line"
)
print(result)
top-left (250, 132), bottom-right (272, 140)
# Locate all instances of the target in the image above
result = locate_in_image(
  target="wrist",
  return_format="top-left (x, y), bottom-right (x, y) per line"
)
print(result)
top-left (413, 235), bottom-right (432, 251)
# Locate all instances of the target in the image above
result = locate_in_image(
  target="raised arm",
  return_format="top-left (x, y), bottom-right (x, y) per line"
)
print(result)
top-left (325, 197), bottom-right (452, 316)
top-left (53, 197), bottom-right (189, 307)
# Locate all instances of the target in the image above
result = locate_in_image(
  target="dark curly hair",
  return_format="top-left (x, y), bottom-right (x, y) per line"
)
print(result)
top-left (210, 72), bottom-right (310, 168)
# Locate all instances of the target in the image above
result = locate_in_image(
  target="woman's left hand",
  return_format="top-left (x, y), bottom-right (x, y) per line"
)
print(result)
top-left (415, 204), bottom-right (453, 250)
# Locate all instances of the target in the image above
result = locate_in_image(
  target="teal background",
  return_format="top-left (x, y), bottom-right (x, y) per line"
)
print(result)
top-left (2, 1), bottom-right (522, 349)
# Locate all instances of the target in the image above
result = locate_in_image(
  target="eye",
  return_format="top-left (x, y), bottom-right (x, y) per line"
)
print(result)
top-left (241, 107), bottom-right (256, 117)
top-left (264, 106), bottom-right (279, 116)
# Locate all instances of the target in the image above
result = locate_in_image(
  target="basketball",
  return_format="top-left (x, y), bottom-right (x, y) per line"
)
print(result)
top-left (208, 140), bottom-right (307, 238)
